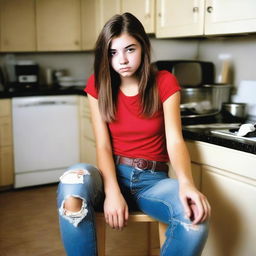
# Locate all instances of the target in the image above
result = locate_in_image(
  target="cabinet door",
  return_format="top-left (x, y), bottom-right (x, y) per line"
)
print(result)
top-left (0, 99), bottom-right (11, 117)
top-left (156, 0), bottom-right (204, 38)
top-left (169, 162), bottom-right (201, 190)
top-left (121, 0), bottom-right (155, 33)
top-left (0, 117), bottom-right (12, 147)
top-left (205, 0), bottom-right (256, 35)
top-left (0, 146), bottom-right (13, 186)
top-left (81, 0), bottom-right (120, 50)
top-left (36, 0), bottom-right (81, 51)
top-left (201, 166), bottom-right (256, 256)
top-left (0, 0), bottom-right (36, 52)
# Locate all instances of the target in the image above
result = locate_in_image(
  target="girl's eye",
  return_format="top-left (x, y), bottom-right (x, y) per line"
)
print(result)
top-left (127, 48), bottom-right (135, 53)
top-left (109, 50), bottom-right (117, 56)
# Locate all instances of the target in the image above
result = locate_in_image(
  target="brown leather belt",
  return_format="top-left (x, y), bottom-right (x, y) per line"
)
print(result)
top-left (115, 155), bottom-right (169, 173)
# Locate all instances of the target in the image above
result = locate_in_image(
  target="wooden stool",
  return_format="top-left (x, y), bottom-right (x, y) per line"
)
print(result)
top-left (95, 211), bottom-right (168, 256)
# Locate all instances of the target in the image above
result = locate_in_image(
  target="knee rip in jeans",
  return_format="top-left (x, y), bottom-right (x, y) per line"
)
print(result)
top-left (59, 168), bottom-right (90, 184)
top-left (59, 169), bottom-right (90, 227)
top-left (175, 218), bottom-right (201, 232)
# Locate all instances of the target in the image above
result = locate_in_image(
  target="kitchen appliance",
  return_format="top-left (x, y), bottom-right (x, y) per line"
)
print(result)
top-left (211, 128), bottom-right (256, 143)
top-left (155, 60), bottom-right (215, 86)
top-left (180, 84), bottom-right (231, 117)
top-left (12, 95), bottom-right (80, 188)
top-left (15, 60), bottom-right (39, 86)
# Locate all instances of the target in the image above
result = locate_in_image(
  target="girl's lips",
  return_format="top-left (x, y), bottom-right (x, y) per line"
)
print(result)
top-left (119, 67), bottom-right (131, 72)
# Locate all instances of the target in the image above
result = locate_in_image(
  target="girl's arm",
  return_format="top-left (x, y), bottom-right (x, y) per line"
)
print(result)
top-left (87, 95), bottom-right (129, 229)
top-left (163, 92), bottom-right (211, 224)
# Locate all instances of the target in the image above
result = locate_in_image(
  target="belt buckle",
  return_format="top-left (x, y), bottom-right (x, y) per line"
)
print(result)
top-left (134, 158), bottom-right (149, 170)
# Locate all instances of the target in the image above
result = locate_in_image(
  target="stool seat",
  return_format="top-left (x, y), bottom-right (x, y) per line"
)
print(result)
top-left (95, 211), bottom-right (167, 256)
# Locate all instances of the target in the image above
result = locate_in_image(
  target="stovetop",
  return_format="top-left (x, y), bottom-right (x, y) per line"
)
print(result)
top-left (182, 113), bottom-right (256, 155)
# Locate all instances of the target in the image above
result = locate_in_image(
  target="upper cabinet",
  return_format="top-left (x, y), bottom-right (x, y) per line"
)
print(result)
top-left (0, 0), bottom-right (36, 52)
top-left (1, 0), bottom-right (256, 52)
top-left (121, 0), bottom-right (155, 34)
top-left (156, 0), bottom-right (204, 38)
top-left (36, 0), bottom-right (81, 51)
top-left (204, 0), bottom-right (256, 35)
top-left (156, 0), bottom-right (256, 38)
top-left (81, 0), bottom-right (120, 51)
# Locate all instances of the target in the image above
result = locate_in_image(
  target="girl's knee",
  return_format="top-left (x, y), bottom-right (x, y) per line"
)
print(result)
top-left (59, 163), bottom-right (100, 185)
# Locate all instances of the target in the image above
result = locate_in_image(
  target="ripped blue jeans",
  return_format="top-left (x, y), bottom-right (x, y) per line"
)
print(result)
top-left (57, 163), bottom-right (209, 256)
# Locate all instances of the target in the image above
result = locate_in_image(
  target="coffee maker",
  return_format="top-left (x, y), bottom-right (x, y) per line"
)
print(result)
top-left (15, 60), bottom-right (39, 87)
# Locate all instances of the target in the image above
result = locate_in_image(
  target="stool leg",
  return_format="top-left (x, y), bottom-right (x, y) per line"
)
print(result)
top-left (158, 222), bottom-right (168, 248)
top-left (96, 216), bottom-right (106, 256)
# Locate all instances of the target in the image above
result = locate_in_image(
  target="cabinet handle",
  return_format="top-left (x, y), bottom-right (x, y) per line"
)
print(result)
top-left (207, 6), bottom-right (213, 13)
top-left (193, 7), bottom-right (199, 13)
top-left (158, 13), bottom-right (162, 18)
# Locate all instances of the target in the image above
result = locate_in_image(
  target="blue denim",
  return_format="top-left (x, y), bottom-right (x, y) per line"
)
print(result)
top-left (57, 163), bottom-right (209, 256)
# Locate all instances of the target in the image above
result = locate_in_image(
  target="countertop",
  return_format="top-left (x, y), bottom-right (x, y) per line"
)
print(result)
top-left (183, 127), bottom-right (256, 155)
top-left (0, 85), bottom-right (85, 98)
top-left (1, 85), bottom-right (255, 155)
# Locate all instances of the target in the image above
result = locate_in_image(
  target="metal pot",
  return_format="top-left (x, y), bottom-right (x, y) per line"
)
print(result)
top-left (180, 84), bottom-right (231, 117)
top-left (222, 103), bottom-right (247, 119)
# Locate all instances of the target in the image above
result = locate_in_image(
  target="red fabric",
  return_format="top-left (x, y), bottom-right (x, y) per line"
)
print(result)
top-left (84, 70), bottom-right (180, 162)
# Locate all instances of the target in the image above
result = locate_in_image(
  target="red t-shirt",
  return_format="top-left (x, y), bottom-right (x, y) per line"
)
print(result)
top-left (84, 70), bottom-right (180, 162)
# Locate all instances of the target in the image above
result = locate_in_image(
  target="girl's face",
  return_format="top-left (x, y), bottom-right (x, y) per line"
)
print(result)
top-left (109, 33), bottom-right (142, 79)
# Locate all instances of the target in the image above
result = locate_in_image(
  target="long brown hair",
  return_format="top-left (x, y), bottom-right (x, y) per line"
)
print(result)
top-left (94, 12), bottom-right (160, 122)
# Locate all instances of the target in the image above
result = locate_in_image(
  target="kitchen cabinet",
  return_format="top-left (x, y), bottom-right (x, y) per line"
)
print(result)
top-left (0, 99), bottom-right (14, 187)
top-left (201, 166), bottom-right (256, 256)
top-left (0, 0), bottom-right (36, 52)
top-left (169, 162), bottom-right (201, 190)
top-left (79, 96), bottom-right (97, 165)
top-left (186, 140), bottom-right (256, 256)
top-left (81, 0), bottom-right (120, 50)
top-left (156, 0), bottom-right (256, 38)
top-left (156, 0), bottom-right (205, 38)
top-left (121, 0), bottom-right (155, 34)
top-left (36, 0), bottom-right (81, 51)
top-left (204, 0), bottom-right (256, 35)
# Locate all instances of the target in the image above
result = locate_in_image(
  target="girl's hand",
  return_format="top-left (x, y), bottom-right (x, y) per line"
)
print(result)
top-left (103, 191), bottom-right (129, 230)
top-left (179, 182), bottom-right (211, 225)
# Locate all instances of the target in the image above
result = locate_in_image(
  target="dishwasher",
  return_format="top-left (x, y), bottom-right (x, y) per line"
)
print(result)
top-left (12, 95), bottom-right (80, 188)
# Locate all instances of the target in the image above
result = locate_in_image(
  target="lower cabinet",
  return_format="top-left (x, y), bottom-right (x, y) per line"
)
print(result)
top-left (186, 140), bottom-right (256, 256)
top-left (201, 166), bottom-right (256, 256)
top-left (79, 96), bottom-right (97, 166)
top-left (0, 99), bottom-right (14, 188)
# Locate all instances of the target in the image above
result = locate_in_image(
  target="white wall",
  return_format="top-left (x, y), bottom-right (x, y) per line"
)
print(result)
top-left (197, 35), bottom-right (256, 89)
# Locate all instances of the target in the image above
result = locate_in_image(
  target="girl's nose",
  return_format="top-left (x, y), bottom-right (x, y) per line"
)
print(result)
top-left (119, 53), bottom-right (128, 65)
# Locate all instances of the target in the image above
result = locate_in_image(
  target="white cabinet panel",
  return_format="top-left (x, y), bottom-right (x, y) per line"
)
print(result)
top-left (202, 166), bottom-right (256, 256)
top-left (205, 0), bottom-right (256, 35)
top-left (156, 0), bottom-right (204, 38)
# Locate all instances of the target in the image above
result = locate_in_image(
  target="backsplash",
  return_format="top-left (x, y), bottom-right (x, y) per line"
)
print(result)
top-left (1, 34), bottom-right (256, 93)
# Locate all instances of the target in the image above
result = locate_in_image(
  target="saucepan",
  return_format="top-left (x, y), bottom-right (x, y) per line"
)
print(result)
top-left (180, 84), bottom-right (231, 117)
top-left (221, 102), bottom-right (248, 122)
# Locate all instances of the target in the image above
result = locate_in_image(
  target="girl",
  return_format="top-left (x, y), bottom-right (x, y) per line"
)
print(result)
top-left (57, 13), bottom-right (210, 256)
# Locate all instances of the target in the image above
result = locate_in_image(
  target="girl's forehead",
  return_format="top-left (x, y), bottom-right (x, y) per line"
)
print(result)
top-left (110, 33), bottom-right (139, 48)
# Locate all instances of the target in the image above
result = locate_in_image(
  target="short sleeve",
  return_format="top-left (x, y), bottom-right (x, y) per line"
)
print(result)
top-left (156, 70), bottom-right (181, 102)
top-left (84, 74), bottom-right (98, 99)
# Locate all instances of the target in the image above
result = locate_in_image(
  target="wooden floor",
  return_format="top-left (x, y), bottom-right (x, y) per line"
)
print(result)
top-left (0, 184), bottom-right (65, 256)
